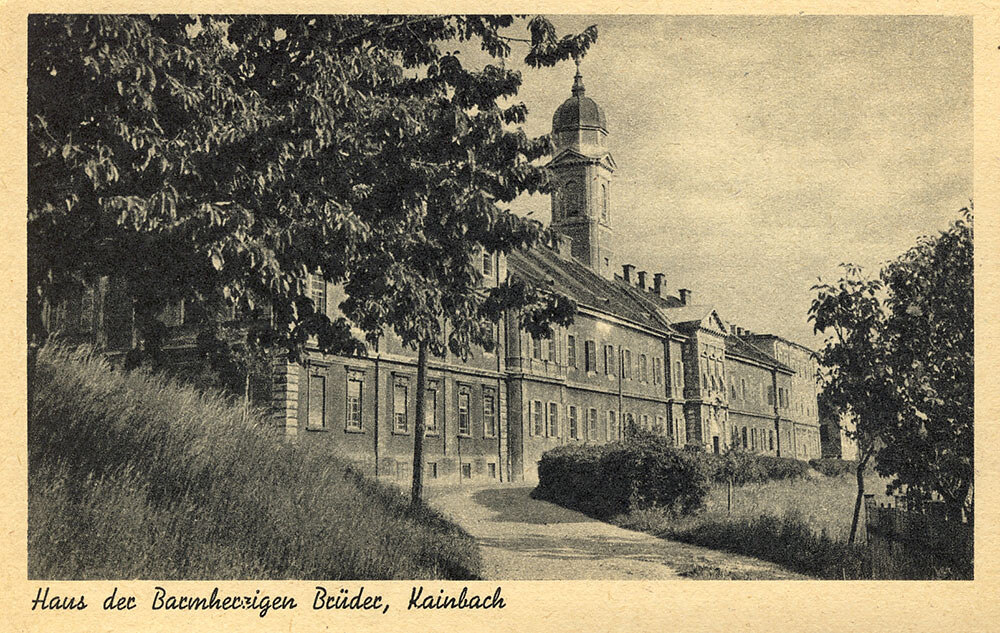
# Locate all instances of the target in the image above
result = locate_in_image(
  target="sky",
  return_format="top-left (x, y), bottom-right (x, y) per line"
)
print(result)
top-left (483, 15), bottom-right (972, 348)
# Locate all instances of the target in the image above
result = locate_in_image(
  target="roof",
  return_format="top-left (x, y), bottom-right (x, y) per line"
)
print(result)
top-left (506, 247), bottom-right (673, 335)
top-left (742, 332), bottom-right (817, 356)
top-left (552, 72), bottom-right (607, 133)
top-left (726, 335), bottom-right (794, 373)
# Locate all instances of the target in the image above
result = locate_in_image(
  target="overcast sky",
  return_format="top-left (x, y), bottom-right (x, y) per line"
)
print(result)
top-left (493, 15), bottom-right (971, 347)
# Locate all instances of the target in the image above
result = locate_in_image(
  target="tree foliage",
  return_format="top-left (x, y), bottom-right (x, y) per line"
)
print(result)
top-left (28, 14), bottom-right (590, 362)
top-left (879, 208), bottom-right (973, 518)
top-left (809, 208), bottom-right (974, 524)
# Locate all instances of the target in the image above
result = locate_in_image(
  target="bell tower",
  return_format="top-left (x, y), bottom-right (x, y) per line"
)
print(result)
top-left (549, 61), bottom-right (616, 279)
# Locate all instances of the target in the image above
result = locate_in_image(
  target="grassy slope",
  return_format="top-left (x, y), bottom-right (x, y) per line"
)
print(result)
top-left (616, 473), bottom-right (890, 579)
top-left (28, 345), bottom-right (481, 580)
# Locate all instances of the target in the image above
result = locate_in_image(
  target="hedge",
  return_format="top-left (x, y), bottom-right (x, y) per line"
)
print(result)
top-left (534, 440), bottom-right (710, 518)
top-left (808, 458), bottom-right (859, 478)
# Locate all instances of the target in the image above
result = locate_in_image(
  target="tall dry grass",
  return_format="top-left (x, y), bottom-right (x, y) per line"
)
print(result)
top-left (28, 344), bottom-right (480, 580)
top-left (616, 473), bottom-right (893, 579)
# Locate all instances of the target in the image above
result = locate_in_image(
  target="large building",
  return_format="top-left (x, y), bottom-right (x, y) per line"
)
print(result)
top-left (42, 68), bottom-right (823, 483)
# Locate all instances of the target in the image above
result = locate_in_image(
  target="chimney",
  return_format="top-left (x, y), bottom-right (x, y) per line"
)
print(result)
top-left (730, 324), bottom-right (736, 335)
top-left (636, 271), bottom-right (647, 290)
top-left (653, 273), bottom-right (665, 297)
top-left (622, 264), bottom-right (635, 284)
top-left (679, 288), bottom-right (692, 305)
top-left (558, 235), bottom-right (573, 257)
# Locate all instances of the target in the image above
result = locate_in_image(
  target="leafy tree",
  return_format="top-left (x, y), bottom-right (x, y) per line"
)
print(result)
top-left (809, 265), bottom-right (897, 544)
top-left (29, 15), bottom-right (590, 504)
top-left (879, 208), bottom-right (973, 521)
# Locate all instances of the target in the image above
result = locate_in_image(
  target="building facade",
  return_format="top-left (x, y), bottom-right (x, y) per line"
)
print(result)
top-left (43, 68), bottom-right (824, 483)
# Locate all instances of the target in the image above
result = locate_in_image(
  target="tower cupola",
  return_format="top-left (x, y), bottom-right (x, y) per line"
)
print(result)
top-left (548, 61), bottom-right (616, 279)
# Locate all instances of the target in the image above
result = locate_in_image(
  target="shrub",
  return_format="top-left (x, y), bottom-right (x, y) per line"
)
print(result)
top-left (809, 458), bottom-right (859, 478)
top-left (28, 343), bottom-right (481, 580)
top-left (534, 437), bottom-right (710, 518)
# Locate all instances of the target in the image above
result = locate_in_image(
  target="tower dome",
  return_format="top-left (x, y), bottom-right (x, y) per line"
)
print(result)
top-left (552, 64), bottom-right (607, 134)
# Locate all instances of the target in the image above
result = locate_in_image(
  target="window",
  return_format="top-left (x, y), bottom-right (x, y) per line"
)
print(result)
top-left (547, 338), bottom-right (557, 362)
top-left (641, 414), bottom-right (650, 429)
top-left (532, 336), bottom-right (542, 360)
top-left (675, 361), bottom-right (684, 392)
top-left (426, 462), bottom-right (438, 479)
top-left (346, 371), bottom-right (363, 431)
top-left (741, 378), bottom-right (747, 400)
top-left (640, 355), bottom-right (648, 382)
top-left (624, 349), bottom-right (632, 379)
top-left (482, 251), bottom-right (493, 277)
top-left (425, 381), bottom-right (439, 434)
top-left (751, 428), bottom-right (757, 450)
top-left (604, 344), bottom-right (615, 375)
top-left (607, 410), bottom-right (618, 441)
top-left (742, 426), bottom-right (748, 449)
top-left (309, 273), bottom-right (326, 315)
top-left (393, 377), bottom-right (409, 433)
top-left (488, 463), bottom-right (497, 479)
top-left (532, 400), bottom-right (544, 436)
top-left (458, 387), bottom-right (471, 436)
top-left (730, 381), bottom-right (737, 400)
top-left (568, 405), bottom-right (579, 439)
top-left (483, 388), bottom-right (497, 437)
top-left (567, 335), bottom-right (577, 368)
top-left (308, 374), bottom-right (326, 430)
top-left (395, 461), bottom-right (406, 479)
top-left (461, 463), bottom-right (472, 479)
top-left (767, 385), bottom-right (775, 406)
top-left (585, 340), bottom-right (597, 372)
top-left (653, 358), bottom-right (662, 385)
top-left (547, 402), bottom-right (559, 437)
top-left (656, 415), bottom-right (666, 435)
top-left (769, 430), bottom-right (775, 451)
top-left (625, 412), bottom-right (635, 431)
top-left (588, 408), bottom-right (598, 440)
top-left (600, 182), bottom-right (608, 221)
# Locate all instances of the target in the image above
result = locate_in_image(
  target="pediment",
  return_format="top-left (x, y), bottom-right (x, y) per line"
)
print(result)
top-left (699, 310), bottom-right (729, 336)
top-left (548, 149), bottom-right (617, 171)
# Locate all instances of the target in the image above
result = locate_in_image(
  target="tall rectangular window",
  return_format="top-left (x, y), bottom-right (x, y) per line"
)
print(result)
top-left (641, 414), bottom-right (650, 429)
top-left (547, 338), bottom-right (557, 362)
top-left (585, 340), bottom-right (596, 372)
top-left (309, 273), bottom-right (326, 316)
top-left (568, 405), bottom-right (579, 439)
top-left (567, 335), bottom-right (577, 368)
top-left (675, 361), bottom-right (684, 393)
top-left (425, 381), bottom-right (439, 434)
top-left (624, 349), bottom-right (632, 379)
top-left (308, 374), bottom-right (326, 430)
top-left (652, 358), bottom-right (661, 385)
top-left (588, 408), bottom-right (598, 439)
top-left (640, 354), bottom-right (648, 382)
top-left (346, 371), bottom-right (363, 431)
top-left (458, 387), bottom-right (471, 436)
top-left (532, 400), bottom-right (544, 436)
top-left (607, 410), bottom-right (617, 441)
top-left (483, 388), bottom-right (497, 438)
top-left (532, 336), bottom-right (541, 359)
top-left (547, 402), bottom-right (559, 437)
top-left (482, 251), bottom-right (493, 277)
top-left (393, 378), bottom-right (409, 433)
top-left (604, 344), bottom-right (614, 375)
top-left (769, 429), bottom-right (775, 451)
top-left (767, 385), bottom-right (775, 406)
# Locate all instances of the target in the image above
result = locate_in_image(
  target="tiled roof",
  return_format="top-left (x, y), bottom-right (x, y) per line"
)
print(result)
top-left (727, 335), bottom-right (793, 373)
top-left (506, 247), bottom-right (674, 335)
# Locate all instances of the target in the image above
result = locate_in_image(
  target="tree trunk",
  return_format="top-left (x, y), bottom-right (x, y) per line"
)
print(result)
top-left (727, 477), bottom-right (733, 515)
top-left (410, 339), bottom-right (428, 506)
top-left (244, 368), bottom-right (251, 423)
top-left (848, 451), bottom-right (870, 545)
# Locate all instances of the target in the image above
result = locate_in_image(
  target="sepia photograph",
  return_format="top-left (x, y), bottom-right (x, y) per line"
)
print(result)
top-left (25, 12), bottom-right (973, 588)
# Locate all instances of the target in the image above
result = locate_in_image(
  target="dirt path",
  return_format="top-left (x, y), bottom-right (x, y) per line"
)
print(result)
top-left (428, 485), bottom-right (806, 580)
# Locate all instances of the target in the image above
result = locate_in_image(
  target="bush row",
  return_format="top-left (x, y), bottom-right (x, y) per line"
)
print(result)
top-left (808, 458), bottom-right (859, 478)
top-left (533, 441), bottom-right (711, 518)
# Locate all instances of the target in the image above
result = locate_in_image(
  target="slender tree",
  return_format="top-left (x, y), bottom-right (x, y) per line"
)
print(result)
top-left (809, 265), bottom-right (897, 544)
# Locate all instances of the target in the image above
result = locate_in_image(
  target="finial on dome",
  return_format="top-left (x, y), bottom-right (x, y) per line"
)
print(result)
top-left (572, 57), bottom-right (585, 96)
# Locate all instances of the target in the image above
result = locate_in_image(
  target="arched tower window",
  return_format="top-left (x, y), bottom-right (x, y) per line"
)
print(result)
top-left (564, 180), bottom-right (583, 216)
top-left (600, 182), bottom-right (608, 222)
